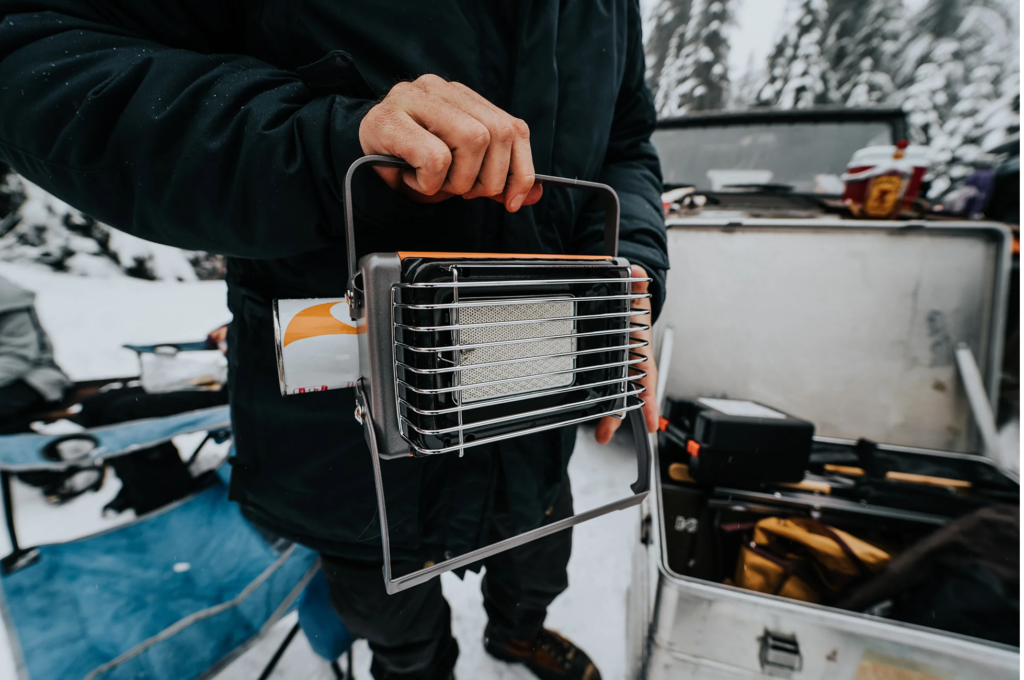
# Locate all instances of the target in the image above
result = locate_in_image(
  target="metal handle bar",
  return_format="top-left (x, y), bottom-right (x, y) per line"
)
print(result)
top-left (343, 155), bottom-right (622, 286)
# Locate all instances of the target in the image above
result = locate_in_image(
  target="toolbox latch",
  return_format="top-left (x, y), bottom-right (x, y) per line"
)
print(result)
top-left (759, 630), bottom-right (802, 676)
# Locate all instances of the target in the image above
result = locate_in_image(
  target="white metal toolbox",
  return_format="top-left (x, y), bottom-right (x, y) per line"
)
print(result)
top-left (627, 219), bottom-right (1019, 679)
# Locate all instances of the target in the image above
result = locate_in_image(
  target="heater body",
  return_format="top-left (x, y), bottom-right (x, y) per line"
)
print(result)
top-left (353, 252), bottom-right (646, 460)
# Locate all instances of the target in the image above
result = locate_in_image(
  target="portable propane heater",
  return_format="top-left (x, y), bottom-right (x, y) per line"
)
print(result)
top-left (337, 156), bottom-right (651, 593)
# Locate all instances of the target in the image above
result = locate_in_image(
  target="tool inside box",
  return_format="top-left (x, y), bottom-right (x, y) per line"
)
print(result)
top-left (657, 431), bottom-right (1020, 587)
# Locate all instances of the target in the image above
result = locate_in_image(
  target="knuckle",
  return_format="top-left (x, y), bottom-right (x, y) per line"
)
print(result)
top-left (467, 124), bottom-right (490, 150)
top-left (512, 118), bottom-right (530, 139)
top-left (416, 73), bottom-right (446, 89)
top-left (450, 175), bottom-right (475, 194)
top-left (494, 122), bottom-right (516, 144)
top-left (388, 81), bottom-right (412, 98)
top-left (479, 177), bottom-right (504, 197)
top-left (424, 148), bottom-right (452, 176)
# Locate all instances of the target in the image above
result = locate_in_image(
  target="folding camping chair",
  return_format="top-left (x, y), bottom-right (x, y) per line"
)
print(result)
top-left (0, 408), bottom-right (355, 679)
top-left (256, 569), bottom-right (356, 680)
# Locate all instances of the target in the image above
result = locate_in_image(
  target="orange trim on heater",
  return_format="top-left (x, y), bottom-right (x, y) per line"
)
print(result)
top-left (397, 251), bottom-right (613, 261)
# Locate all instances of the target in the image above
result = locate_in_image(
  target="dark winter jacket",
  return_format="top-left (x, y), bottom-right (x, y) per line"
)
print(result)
top-left (0, 1), bottom-right (669, 562)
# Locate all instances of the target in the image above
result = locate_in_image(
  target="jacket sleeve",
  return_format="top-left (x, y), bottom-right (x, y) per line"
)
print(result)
top-left (0, 0), bottom-right (376, 259)
top-left (571, 1), bottom-right (669, 320)
top-left (0, 309), bottom-right (38, 388)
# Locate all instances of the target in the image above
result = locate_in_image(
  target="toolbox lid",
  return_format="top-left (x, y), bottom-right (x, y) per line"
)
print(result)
top-left (657, 219), bottom-right (1013, 458)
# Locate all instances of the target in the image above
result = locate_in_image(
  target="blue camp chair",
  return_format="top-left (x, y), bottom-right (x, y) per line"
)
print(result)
top-left (256, 569), bottom-right (357, 680)
top-left (0, 405), bottom-right (356, 679)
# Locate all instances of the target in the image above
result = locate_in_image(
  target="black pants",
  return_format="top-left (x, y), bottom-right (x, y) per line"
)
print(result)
top-left (321, 478), bottom-right (574, 680)
top-left (0, 379), bottom-right (46, 434)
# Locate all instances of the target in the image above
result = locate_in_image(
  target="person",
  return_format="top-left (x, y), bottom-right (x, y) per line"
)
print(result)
top-left (0, 4), bottom-right (669, 679)
top-left (0, 274), bottom-right (70, 434)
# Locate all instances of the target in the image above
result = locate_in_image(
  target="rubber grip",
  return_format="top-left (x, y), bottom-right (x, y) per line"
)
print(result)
top-left (629, 408), bottom-right (652, 494)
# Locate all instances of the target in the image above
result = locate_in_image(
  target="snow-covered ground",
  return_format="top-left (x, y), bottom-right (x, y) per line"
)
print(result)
top-left (0, 263), bottom-right (642, 680)
top-left (1, 262), bottom-right (1018, 680)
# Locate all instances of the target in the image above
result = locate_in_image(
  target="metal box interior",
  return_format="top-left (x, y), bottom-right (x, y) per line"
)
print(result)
top-left (630, 219), bottom-right (1018, 679)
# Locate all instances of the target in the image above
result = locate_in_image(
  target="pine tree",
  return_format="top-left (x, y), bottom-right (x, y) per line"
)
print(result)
top-left (655, 0), bottom-right (733, 115)
top-left (821, 0), bottom-right (862, 102)
top-left (899, 0), bottom-right (1019, 196)
top-left (756, 0), bottom-right (830, 109)
top-left (828, 0), bottom-right (903, 106)
top-left (644, 0), bottom-right (694, 102)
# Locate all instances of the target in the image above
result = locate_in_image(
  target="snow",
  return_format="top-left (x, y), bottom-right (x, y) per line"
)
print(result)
top-left (0, 253), bottom-right (1019, 680)
top-left (0, 262), bottom-right (229, 381)
top-left (0, 265), bottom-right (642, 680)
top-left (0, 175), bottom-right (212, 282)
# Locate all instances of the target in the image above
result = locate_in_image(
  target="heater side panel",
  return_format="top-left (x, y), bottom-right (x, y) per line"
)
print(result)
top-left (357, 253), bottom-right (409, 457)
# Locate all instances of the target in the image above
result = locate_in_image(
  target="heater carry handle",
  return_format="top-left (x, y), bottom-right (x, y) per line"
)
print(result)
top-left (343, 154), bottom-right (622, 286)
top-left (628, 408), bottom-right (652, 494)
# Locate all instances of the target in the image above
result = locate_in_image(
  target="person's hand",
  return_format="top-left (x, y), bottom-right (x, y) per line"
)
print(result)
top-left (595, 265), bottom-right (658, 444)
top-left (358, 74), bottom-right (543, 211)
top-left (207, 324), bottom-right (228, 355)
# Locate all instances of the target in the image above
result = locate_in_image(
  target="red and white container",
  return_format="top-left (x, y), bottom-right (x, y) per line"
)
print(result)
top-left (841, 141), bottom-right (931, 218)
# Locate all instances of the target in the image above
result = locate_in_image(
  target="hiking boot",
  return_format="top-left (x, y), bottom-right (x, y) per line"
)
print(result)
top-left (483, 625), bottom-right (600, 680)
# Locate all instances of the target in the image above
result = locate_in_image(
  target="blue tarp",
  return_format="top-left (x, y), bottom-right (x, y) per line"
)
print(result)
top-left (0, 482), bottom-right (318, 680)
top-left (0, 406), bottom-right (232, 470)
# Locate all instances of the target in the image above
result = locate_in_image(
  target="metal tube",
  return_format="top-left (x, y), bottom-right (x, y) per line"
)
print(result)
top-left (399, 370), bottom-right (646, 414)
top-left (402, 385), bottom-right (647, 436)
top-left (396, 276), bottom-right (651, 289)
top-left (398, 341), bottom-right (648, 375)
top-left (396, 323), bottom-right (650, 353)
top-left (397, 359), bottom-right (646, 396)
top-left (403, 398), bottom-right (647, 456)
top-left (394, 292), bottom-right (650, 311)
top-left (396, 308), bottom-right (649, 333)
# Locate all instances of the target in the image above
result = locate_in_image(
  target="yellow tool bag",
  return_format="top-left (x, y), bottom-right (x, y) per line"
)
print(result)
top-left (728, 517), bottom-right (891, 604)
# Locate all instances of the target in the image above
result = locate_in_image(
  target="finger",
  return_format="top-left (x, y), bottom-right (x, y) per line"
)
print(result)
top-left (522, 182), bottom-right (544, 206)
top-left (364, 102), bottom-right (452, 195)
top-left (641, 370), bottom-right (659, 433)
top-left (503, 119), bottom-right (535, 212)
top-left (629, 264), bottom-right (658, 432)
top-left (595, 415), bottom-right (623, 445)
top-left (442, 83), bottom-right (516, 200)
top-left (395, 81), bottom-right (493, 196)
top-left (631, 264), bottom-right (650, 294)
top-left (484, 182), bottom-right (542, 207)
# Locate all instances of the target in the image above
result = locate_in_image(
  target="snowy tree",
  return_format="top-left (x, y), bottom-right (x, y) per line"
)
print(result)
top-left (644, 0), bottom-right (693, 102)
top-left (0, 171), bottom-right (221, 280)
top-left (655, 0), bottom-right (733, 115)
top-left (756, 0), bottom-right (830, 109)
top-left (898, 0), bottom-right (1019, 195)
top-left (730, 54), bottom-right (762, 109)
top-left (827, 0), bottom-right (903, 106)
